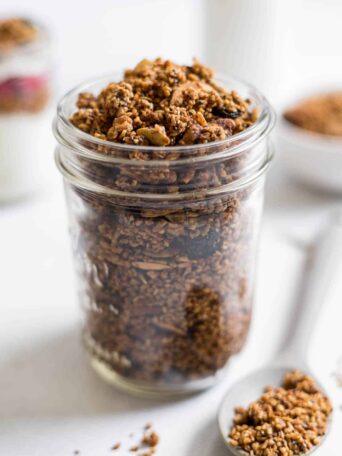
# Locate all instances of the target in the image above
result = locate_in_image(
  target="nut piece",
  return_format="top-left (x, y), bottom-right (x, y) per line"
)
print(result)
top-left (137, 125), bottom-right (170, 146)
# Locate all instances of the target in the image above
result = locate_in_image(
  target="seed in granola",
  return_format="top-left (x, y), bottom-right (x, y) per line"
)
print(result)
top-left (229, 370), bottom-right (332, 456)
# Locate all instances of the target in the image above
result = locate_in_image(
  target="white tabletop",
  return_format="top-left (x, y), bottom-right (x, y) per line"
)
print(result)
top-left (1, 156), bottom-right (342, 455)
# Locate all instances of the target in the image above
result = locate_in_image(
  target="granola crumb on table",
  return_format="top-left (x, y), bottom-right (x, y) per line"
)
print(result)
top-left (118, 425), bottom-right (159, 455)
top-left (67, 58), bottom-right (261, 387)
top-left (229, 370), bottom-right (333, 456)
top-left (111, 442), bottom-right (121, 450)
top-left (139, 428), bottom-right (159, 455)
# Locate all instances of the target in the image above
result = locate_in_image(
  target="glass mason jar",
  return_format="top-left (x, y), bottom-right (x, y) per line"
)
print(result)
top-left (54, 75), bottom-right (275, 396)
top-left (0, 19), bottom-right (53, 202)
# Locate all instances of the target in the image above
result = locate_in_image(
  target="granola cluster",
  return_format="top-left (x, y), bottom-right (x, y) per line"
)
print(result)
top-left (0, 18), bottom-right (38, 52)
top-left (284, 91), bottom-right (342, 137)
top-left (70, 58), bottom-right (257, 146)
top-left (229, 370), bottom-right (333, 456)
top-left (65, 59), bottom-right (263, 387)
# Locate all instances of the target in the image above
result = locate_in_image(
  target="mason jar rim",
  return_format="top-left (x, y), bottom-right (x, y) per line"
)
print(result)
top-left (55, 143), bottom-right (274, 200)
top-left (54, 72), bottom-right (275, 166)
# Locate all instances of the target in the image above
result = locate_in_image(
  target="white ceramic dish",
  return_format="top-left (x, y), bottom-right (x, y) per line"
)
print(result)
top-left (277, 91), bottom-right (342, 193)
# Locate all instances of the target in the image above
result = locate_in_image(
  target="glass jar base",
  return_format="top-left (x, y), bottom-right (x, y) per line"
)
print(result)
top-left (90, 356), bottom-right (229, 399)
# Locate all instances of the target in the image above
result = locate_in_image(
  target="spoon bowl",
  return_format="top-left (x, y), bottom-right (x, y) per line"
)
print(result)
top-left (218, 364), bottom-right (332, 455)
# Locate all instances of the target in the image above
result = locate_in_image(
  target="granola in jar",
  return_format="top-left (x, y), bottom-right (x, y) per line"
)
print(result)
top-left (55, 59), bottom-right (274, 395)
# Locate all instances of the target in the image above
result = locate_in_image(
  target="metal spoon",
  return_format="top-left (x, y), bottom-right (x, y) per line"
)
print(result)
top-left (218, 213), bottom-right (342, 454)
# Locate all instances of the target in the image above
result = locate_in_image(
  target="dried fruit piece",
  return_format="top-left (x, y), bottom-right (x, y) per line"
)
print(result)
top-left (212, 106), bottom-right (243, 119)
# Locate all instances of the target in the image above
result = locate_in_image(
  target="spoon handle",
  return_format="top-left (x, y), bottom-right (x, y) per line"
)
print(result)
top-left (277, 212), bottom-right (342, 365)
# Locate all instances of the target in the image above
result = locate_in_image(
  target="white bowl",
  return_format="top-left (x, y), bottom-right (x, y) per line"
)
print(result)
top-left (277, 95), bottom-right (342, 194)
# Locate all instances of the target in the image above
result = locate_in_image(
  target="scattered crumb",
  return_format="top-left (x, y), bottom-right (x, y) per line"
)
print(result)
top-left (142, 431), bottom-right (159, 448)
top-left (110, 424), bottom-right (159, 454)
top-left (139, 428), bottom-right (159, 456)
top-left (69, 424), bottom-right (159, 455)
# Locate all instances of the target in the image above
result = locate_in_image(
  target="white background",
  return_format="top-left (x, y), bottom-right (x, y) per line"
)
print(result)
top-left (1, 0), bottom-right (342, 454)
top-left (2, 0), bottom-right (342, 97)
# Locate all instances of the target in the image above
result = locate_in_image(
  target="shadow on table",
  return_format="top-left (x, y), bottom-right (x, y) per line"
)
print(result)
top-left (185, 417), bottom-right (231, 456)
top-left (0, 326), bottom-right (174, 419)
